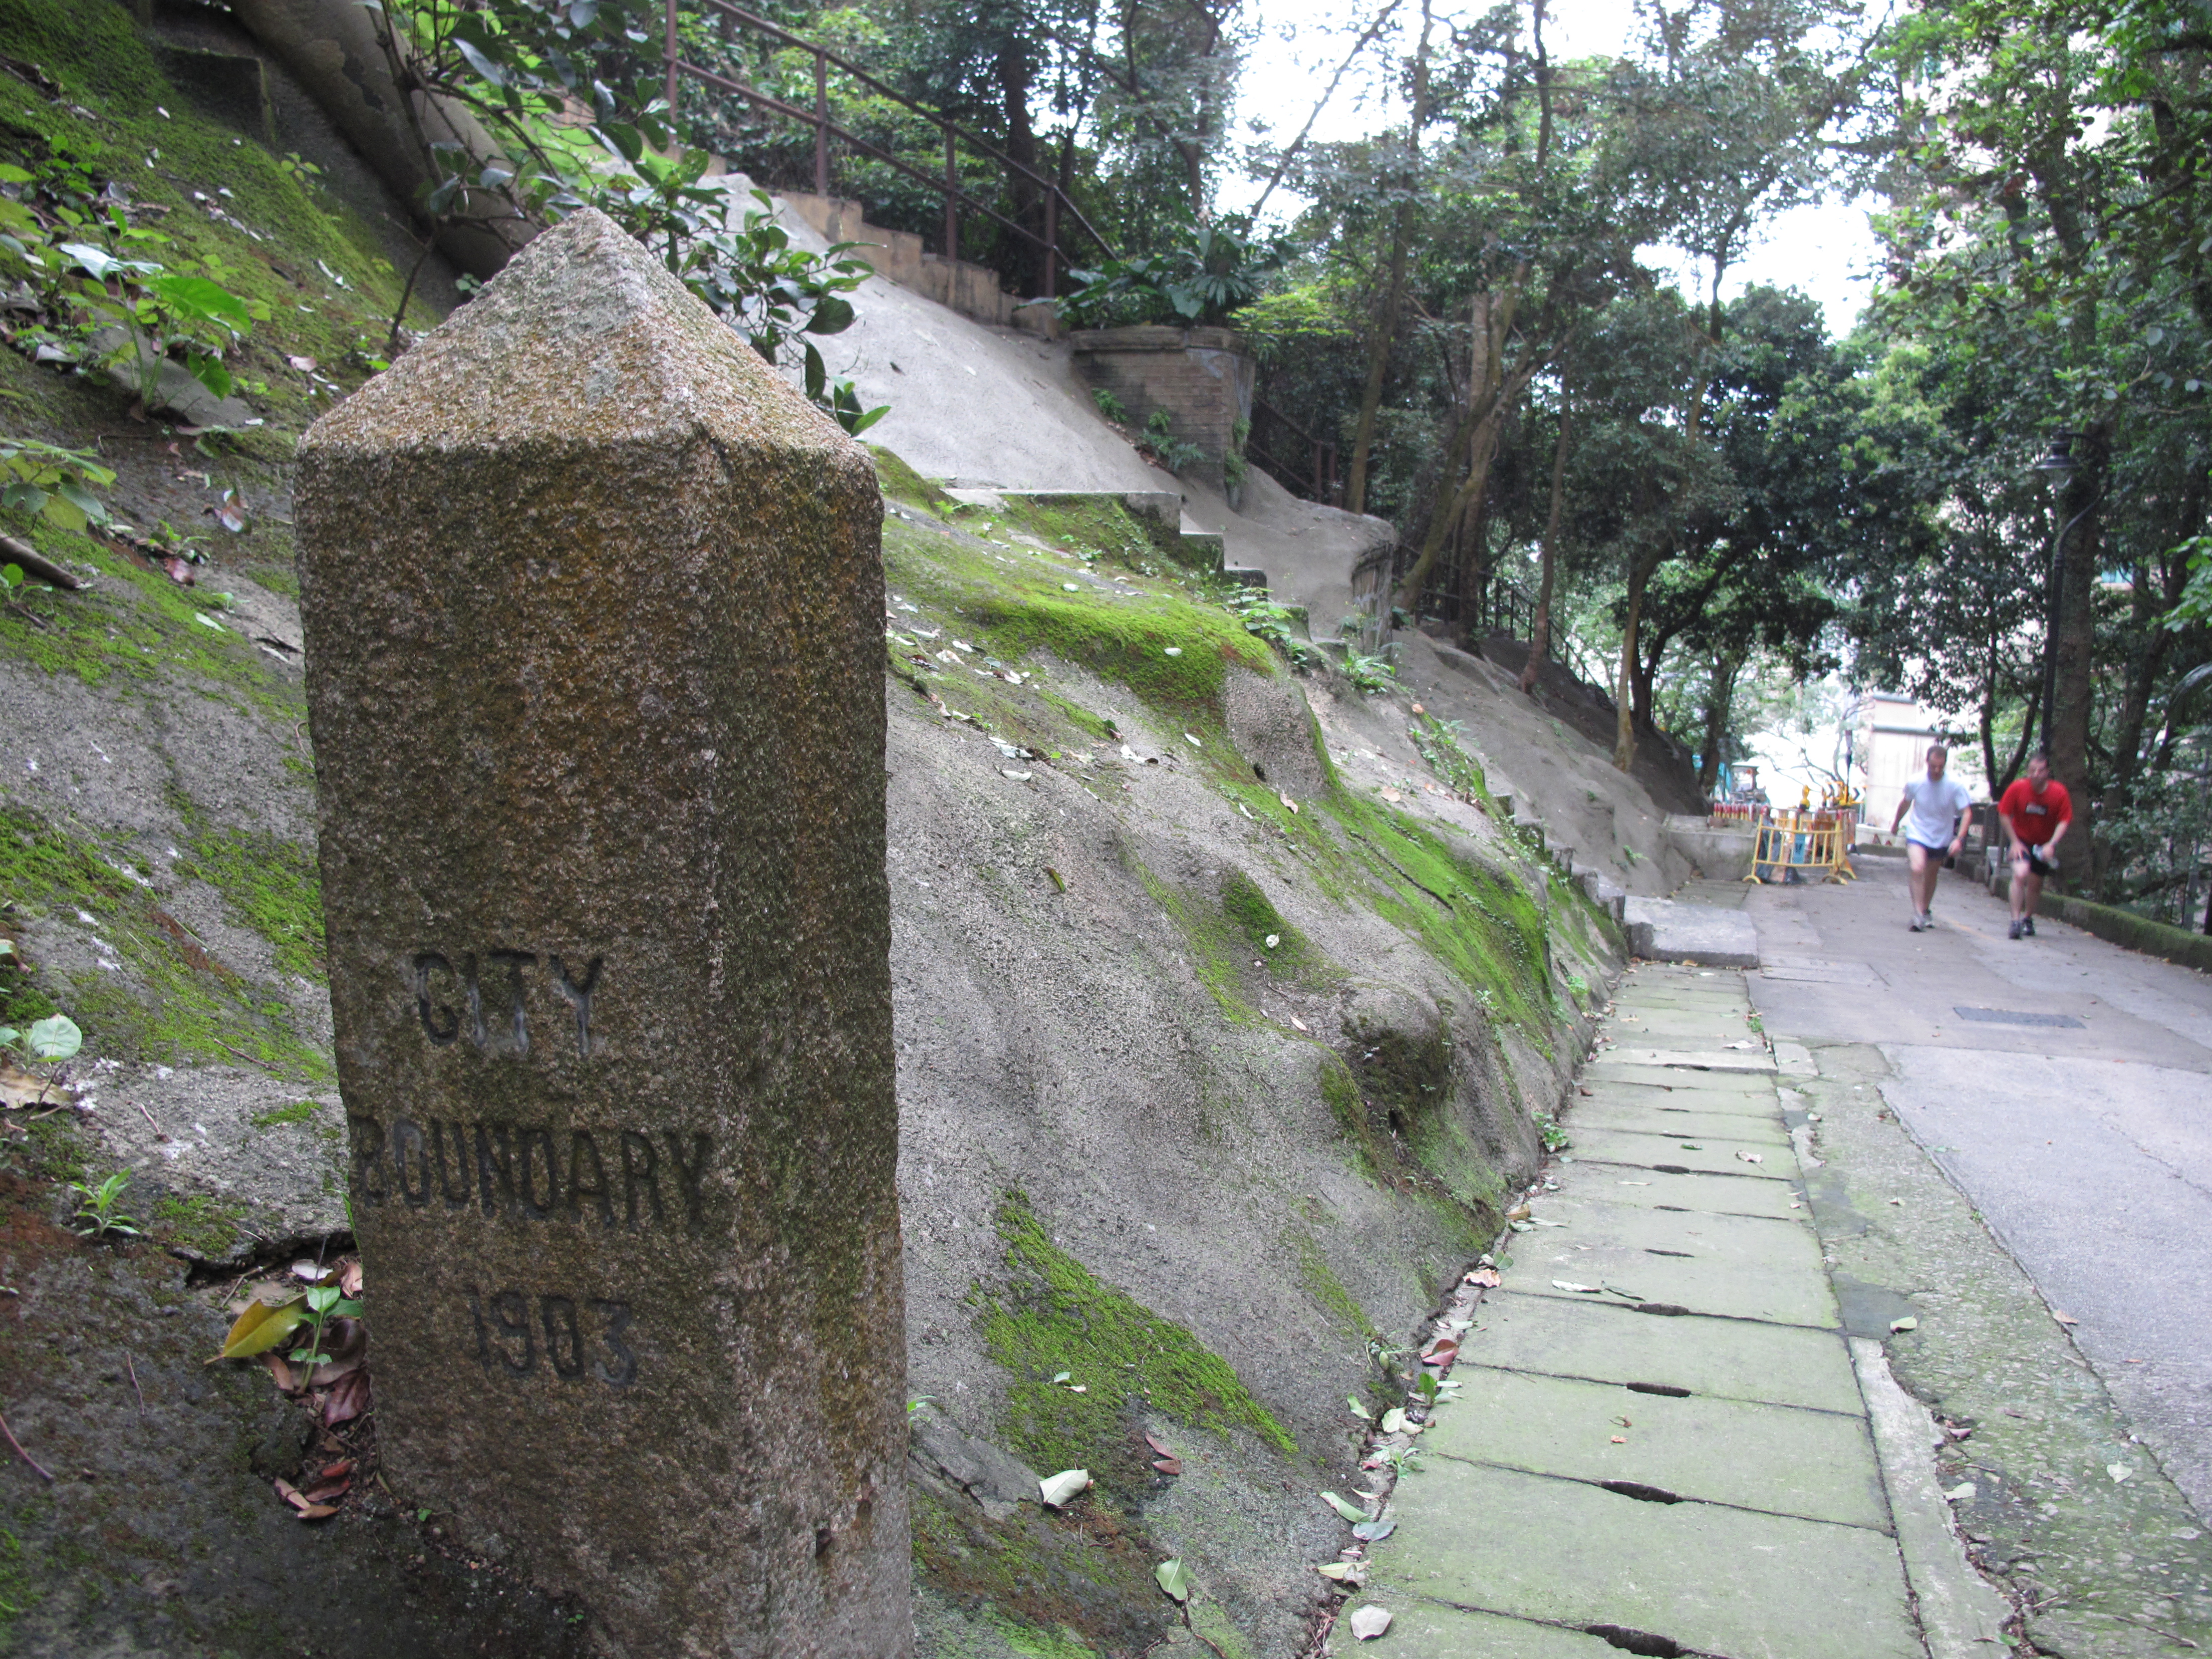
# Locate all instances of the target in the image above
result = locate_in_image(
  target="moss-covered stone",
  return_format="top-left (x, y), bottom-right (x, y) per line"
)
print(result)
top-left (180, 829), bottom-right (325, 982)
top-left (0, 807), bottom-right (328, 1077)
top-left (148, 1191), bottom-right (247, 1257)
top-left (975, 1192), bottom-right (1295, 1500)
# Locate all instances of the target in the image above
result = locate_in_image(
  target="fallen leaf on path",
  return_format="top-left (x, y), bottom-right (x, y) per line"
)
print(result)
top-left (1320, 1491), bottom-right (1366, 1521)
top-left (1889, 1317), bottom-right (1918, 1333)
top-left (1347, 1605), bottom-right (1393, 1641)
top-left (1346, 1397), bottom-right (1372, 1420)
top-left (273, 1478), bottom-right (310, 1512)
top-left (1945, 1482), bottom-right (1976, 1502)
top-left (1379, 1408), bottom-right (1406, 1434)
top-left (1145, 1433), bottom-right (1174, 1457)
top-left (1153, 1457), bottom-right (1181, 1475)
top-left (2108, 1464), bottom-right (2133, 1483)
top-left (1611, 1436), bottom-right (1626, 1444)
top-left (1290, 1015), bottom-right (1308, 1031)
top-left (1463, 1268), bottom-right (1501, 1288)
top-left (1155, 1558), bottom-right (1194, 1601)
top-left (1553, 1280), bottom-right (1602, 1294)
top-left (1351, 1519), bottom-right (1395, 1543)
top-left (2052, 1311), bottom-right (2079, 1326)
top-left (1735, 1150), bottom-right (1763, 1165)
top-left (295, 1503), bottom-right (339, 1521)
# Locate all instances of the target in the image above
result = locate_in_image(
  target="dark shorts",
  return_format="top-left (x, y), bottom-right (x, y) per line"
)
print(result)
top-left (2018, 848), bottom-right (2056, 877)
top-left (1906, 839), bottom-right (1950, 857)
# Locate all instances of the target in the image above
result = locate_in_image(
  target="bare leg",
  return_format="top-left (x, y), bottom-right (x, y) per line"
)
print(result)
top-left (1906, 844), bottom-right (1935, 919)
top-left (2020, 866), bottom-right (2045, 920)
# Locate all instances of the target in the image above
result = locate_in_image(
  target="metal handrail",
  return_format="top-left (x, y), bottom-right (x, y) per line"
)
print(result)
top-left (662, 0), bottom-right (1117, 292)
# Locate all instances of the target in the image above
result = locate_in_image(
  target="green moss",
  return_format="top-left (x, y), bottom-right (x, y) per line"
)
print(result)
top-left (881, 516), bottom-right (1279, 726)
top-left (910, 1481), bottom-right (1172, 1655)
top-left (149, 1192), bottom-right (246, 1257)
top-left (0, 1523), bottom-right (36, 1635)
top-left (975, 1192), bottom-right (1295, 1497)
top-left (248, 1099), bottom-right (323, 1130)
top-left (868, 444), bottom-right (951, 509)
top-left (0, 808), bottom-right (329, 1077)
top-left (1290, 1230), bottom-right (1373, 1341)
top-left (0, 533), bottom-right (295, 710)
top-left (181, 830), bottom-right (325, 982)
top-left (247, 563), bottom-right (300, 599)
top-left (996, 494), bottom-right (1176, 566)
top-left (1219, 870), bottom-right (1328, 986)
top-left (1323, 791), bottom-right (1551, 1034)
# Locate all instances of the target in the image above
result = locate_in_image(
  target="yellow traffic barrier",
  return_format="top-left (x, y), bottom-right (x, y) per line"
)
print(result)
top-left (1746, 808), bottom-right (1857, 884)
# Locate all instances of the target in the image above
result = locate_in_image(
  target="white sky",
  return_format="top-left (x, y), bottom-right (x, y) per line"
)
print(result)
top-left (1223, 0), bottom-right (1884, 335)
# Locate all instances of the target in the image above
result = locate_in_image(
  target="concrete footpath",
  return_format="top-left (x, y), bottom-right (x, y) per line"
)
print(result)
top-left (1741, 855), bottom-right (2212, 1657)
top-left (1354, 964), bottom-right (2008, 1656)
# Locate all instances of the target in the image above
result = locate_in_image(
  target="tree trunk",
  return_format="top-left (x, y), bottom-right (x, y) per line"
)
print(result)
top-left (1519, 395), bottom-right (1570, 693)
top-left (1614, 556), bottom-right (1656, 771)
top-left (1342, 0), bottom-right (1431, 516)
top-left (996, 34), bottom-right (1043, 294)
top-left (2050, 419), bottom-right (2105, 870)
top-left (1697, 652), bottom-right (1742, 795)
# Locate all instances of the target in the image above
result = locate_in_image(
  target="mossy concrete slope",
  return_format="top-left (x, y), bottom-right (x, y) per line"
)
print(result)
top-left (0, 10), bottom-right (1621, 1652)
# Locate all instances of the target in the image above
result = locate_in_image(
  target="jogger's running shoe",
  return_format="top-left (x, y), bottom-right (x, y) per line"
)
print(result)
top-left (2009, 919), bottom-right (2024, 940)
top-left (2024, 917), bottom-right (2036, 937)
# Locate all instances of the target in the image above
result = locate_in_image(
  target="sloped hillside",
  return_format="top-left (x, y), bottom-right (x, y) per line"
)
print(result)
top-left (0, 8), bottom-right (1621, 1655)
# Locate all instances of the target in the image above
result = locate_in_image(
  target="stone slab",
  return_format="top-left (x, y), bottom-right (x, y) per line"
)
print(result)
top-left (1426, 1365), bottom-right (1890, 1530)
top-left (1581, 1061), bottom-right (1777, 1094)
top-left (1563, 1099), bottom-right (1793, 1146)
top-left (1570, 1164), bottom-right (1808, 1220)
top-left (1517, 1200), bottom-right (1838, 1326)
top-left (1341, 1596), bottom-right (1634, 1656)
top-left (1567, 1125), bottom-right (1801, 1181)
top-left (1463, 1290), bottom-right (1864, 1413)
top-left (1622, 897), bottom-right (1763, 967)
top-left (1373, 1461), bottom-right (1920, 1659)
top-left (1569, 1079), bottom-right (1780, 1118)
top-left (1601, 1053), bottom-right (1769, 1079)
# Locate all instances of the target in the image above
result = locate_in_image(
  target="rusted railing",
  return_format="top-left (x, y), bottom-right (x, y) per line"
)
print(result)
top-left (662, 0), bottom-right (1115, 297)
top-left (1249, 397), bottom-right (1340, 505)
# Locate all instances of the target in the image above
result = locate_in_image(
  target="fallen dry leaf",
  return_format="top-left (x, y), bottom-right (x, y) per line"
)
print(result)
top-left (321, 1368), bottom-right (370, 1426)
top-left (339, 1260), bottom-right (363, 1298)
top-left (1611, 1436), bottom-right (1626, 1444)
top-left (1290, 1014), bottom-right (1309, 1031)
top-left (300, 1477), bottom-right (351, 1504)
top-left (0, 1060), bottom-right (65, 1112)
top-left (295, 1502), bottom-right (340, 1521)
top-left (273, 1478), bottom-right (310, 1512)
top-left (1145, 1433), bottom-right (1173, 1457)
top-left (1153, 1457), bottom-right (1182, 1476)
top-left (1347, 1605), bottom-right (1393, 1641)
top-left (1464, 1268), bottom-right (1501, 1288)
top-left (2052, 1311), bottom-right (2078, 1326)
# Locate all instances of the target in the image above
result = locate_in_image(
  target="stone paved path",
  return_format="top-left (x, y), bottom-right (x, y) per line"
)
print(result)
top-left (1355, 964), bottom-right (2003, 1657)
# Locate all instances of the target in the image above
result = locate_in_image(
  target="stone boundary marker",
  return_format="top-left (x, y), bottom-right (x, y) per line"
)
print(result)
top-left (296, 209), bottom-right (908, 1657)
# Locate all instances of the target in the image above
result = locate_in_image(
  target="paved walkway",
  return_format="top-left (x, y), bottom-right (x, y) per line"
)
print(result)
top-left (1745, 854), bottom-right (2212, 1522)
top-left (1359, 965), bottom-right (2002, 1656)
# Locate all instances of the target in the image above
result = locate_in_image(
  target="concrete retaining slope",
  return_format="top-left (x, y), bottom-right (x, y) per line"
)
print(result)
top-left (1622, 895), bottom-right (1761, 967)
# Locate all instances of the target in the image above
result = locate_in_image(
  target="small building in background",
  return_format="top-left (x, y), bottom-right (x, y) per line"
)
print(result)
top-left (1855, 690), bottom-right (1984, 840)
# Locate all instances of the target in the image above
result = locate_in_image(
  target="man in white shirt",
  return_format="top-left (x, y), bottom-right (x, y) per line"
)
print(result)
top-left (1889, 744), bottom-right (1975, 932)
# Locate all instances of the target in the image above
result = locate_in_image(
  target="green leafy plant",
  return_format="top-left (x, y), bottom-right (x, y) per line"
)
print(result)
top-left (1092, 387), bottom-right (1128, 424)
top-left (1061, 223), bottom-right (1279, 328)
top-left (1344, 650), bottom-right (1400, 695)
top-left (289, 1279), bottom-right (365, 1372)
top-left (1222, 448), bottom-right (1248, 489)
top-left (67, 1169), bottom-right (140, 1240)
top-left (1, 1013), bottom-right (83, 1065)
top-left (0, 438), bottom-right (115, 533)
top-left (1534, 1113), bottom-right (1570, 1153)
top-left (1229, 590), bottom-right (1319, 670)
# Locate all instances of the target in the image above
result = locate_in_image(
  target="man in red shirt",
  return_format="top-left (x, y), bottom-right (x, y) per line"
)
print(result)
top-left (1998, 750), bottom-right (2073, 940)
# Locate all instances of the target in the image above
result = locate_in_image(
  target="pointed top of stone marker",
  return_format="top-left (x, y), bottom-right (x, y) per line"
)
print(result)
top-left (301, 206), bottom-right (846, 456)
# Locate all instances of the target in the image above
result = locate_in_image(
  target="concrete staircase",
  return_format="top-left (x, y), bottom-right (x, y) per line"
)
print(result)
top-left (779, 191), bottom-right (1057, 337)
